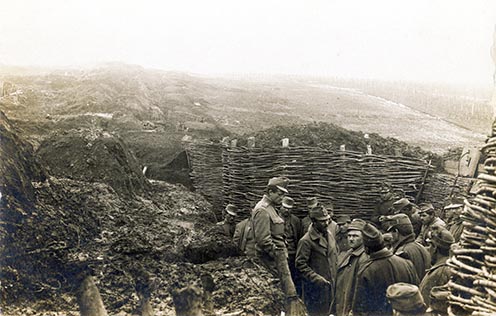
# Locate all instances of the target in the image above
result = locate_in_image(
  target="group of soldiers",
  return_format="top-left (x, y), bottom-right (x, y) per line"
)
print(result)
top-left (217, 177), bottom-right (462, 316)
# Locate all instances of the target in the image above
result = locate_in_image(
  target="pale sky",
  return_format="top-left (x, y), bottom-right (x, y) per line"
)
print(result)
top-left (1, 0), bottom-right (496, 86)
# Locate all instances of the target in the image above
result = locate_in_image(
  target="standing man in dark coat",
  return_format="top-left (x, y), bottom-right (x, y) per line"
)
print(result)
top-left (382, 214), bottom-right (431, 280)
top-left (279, 196), bottom-right (303, 296)
top-left (335, 214), bottom-right (351, 256)
top-left (302, 197), bottom-right (319, 233)
top-left (296, 205), bottom-right (338, 316)
top-left (335, 219), bottom-right (368, 316)
top-left (419, 227), bottom-right (454, 306)
top-left (352, 223), bottom-right (419, 316)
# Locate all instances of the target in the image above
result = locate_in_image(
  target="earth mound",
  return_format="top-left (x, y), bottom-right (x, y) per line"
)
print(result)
top-left (36, 128), bottom-right (149, 196)
top-left (238, 121), bottom-right (445, 169)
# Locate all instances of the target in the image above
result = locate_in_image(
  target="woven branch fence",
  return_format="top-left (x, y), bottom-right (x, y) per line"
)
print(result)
top-left (186, 143), bottom-right (470, 220)
top-left (446, 123), bottom-right (496, 316)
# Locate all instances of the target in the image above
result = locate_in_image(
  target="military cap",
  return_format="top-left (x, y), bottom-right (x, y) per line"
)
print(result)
top-left (381, 214), bottom-right (412, 232)
top-left (307, 197), bottom-right (319, 209)
top-left (393, 198), bottom-right (412, 211)
top-left (336, 214), bottom-right (351, 224)
top-left (309, 205), bottom-right (330, 221)
top-left (362, 223), bottom-right (384, 248)
top-left (267, 177), bottom-right (289, 193)
top-left (386, 283), bottom-right (425, 312)
top-left (428, 285), bottom-right (450, 313)
top-left (429, 227), bottom-right (454, 249)
top-left (418, 203), bottom-right (435, 214)
top-left (348, 218), bottom-right (366, 231)
top-left (281, 196), bottom-right (294, 209)
top-left (225, 204), bottom-right (238, 216)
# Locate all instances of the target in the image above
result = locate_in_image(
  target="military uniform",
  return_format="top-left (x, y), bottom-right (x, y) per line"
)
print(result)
top-left (352, 223), bottom-right (419, 316)
top-left (335, 245), bottom-right (368, 316)
top-left (416, 217), bottom-right (445, 246)
top-left (296, 207), bottom-right (338, 316)
top-left (419, 257), bottom-right (451, 307)
top-left (233, 218), bottom-right (255, 256)
top-left (446, 218), bottom-right (463, 243)
top-left (393, 234), bottom-right (431, 280)
top-left (387, 283), bottom-right (430, 316)
top-left (251, 195), bottom-right (286, 274)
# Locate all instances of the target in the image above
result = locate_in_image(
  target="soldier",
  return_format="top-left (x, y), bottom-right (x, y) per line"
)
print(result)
top-left (279, 196), bottom-right (304, 296)
top-left (251, 177), bottom-right (301, 308)
top-left (335, 214), bottom-right (351, 255)
top-left (233, 217), bottom-right (255, 256)
top-left (382, 214), bottom-right (431, 280)
top-left (352, 223), bottom-right (419, 316)
top-left (302, 197), bottom-right (319, 233)
top-left (416, 203), bottom-right (445, 246)
top-left (386, 283), bottom-right (430, 316)
top-left (296, 205), bottom-right (338, 316)
top-left (335, 218), bottom-right (368, 316)
top-left (443, 198), bottom-right (464, 242)
top-left (371, 182), bottom-right (396, 225)
top-left (393, 198), bottom-right (422, 236)
top-left (217, 204), bottom-right (238, 238)
top-left (427, 285), bottom-right (450, 316)
top-left (419, 227), bottom-right (454, 306)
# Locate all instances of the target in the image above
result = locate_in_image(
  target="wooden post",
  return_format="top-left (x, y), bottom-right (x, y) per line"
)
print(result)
top-left (247, 136), bottom-right (256, 148)
top-left (172, 285), bottom-right (203, 316)
top-left (77, 276), bottom-right (108, 316)
top-left (282, 138), bottom-right (289, 148)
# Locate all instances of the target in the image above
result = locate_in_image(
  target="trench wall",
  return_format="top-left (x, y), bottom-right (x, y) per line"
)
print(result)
top-left (187, 143), bottom-right (471, 219)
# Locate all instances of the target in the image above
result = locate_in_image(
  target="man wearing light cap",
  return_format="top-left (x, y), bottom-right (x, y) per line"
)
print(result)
top-left (381, 213), bottom-right (431, 280)
top-left (335, 218), bottom-right (368, 316)
top-left (352, 223), bottom-right (419, 316)
top-left (251, 177), bottom-right (301, 307)
top-left (419, 227), bottom-right (454, 306)
top-left (279, 196), bottom-right (303, 296)
top-left (416, 203), bottom-right (445, 246)
top-left (386, 283), bottom-right (428, 316)
top-left (443, 198), bottom-right (464, 242)
top-left (217, 204), bottom-right (238, 238)
top-left (296, 205), bottom-right (338, 316)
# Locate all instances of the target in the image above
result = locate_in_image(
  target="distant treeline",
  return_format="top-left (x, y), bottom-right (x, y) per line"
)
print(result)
top-left (324, 78), bottom-right (494, 134)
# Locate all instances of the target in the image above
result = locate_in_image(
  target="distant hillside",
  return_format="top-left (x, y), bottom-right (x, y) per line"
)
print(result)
top-left (0, 64), bottom-right (487, 178)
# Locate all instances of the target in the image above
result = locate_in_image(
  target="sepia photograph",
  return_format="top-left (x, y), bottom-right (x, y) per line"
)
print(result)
top-left (1, 1), bottom-right (496, 315)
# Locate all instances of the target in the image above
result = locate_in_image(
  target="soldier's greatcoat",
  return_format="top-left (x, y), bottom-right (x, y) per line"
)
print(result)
top-left (296, 226), bottom-right (338, 316)
top-left (334, 246), bottom-right (368, 316)
top-left (352, 248), bottom-right (419, 316)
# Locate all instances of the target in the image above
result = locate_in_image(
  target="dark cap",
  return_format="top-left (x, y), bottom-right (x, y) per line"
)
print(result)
top-left (386, 283), bottom-right (425, 312)
top-left (307, 197), bottom-right (319, 209)
top-left (393, 198), bottom-right (412, 211)
top-left (429, 228), bottom-right (454, 249)
top-left (281, 196), bottom-right (294, 209)
top-left (381, 214), bottom-right (412, 232)
top-left (418, 203), bottom-right (435, 214)
top-left (309, 205), bottom-right (330, 221)
top-left (225, 204), bottom-right (238, 216)
top-left (336, 214), bottom-right (351, 224)
top-left (362, 223), bottom-right (384, 248)
top-left (267, 177), bottom-right (289, 193)
top-left (429, 285), bottom-right (450, 313)
top-left (348, 218), bottom-right (366, 231)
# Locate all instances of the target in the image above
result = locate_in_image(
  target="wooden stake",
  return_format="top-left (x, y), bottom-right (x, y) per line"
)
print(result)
top-left (77, 276), bottom-right (108, 316)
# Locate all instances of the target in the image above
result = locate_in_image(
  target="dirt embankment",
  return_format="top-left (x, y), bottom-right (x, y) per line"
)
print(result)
top-left (0, 111), bottom-right (283, 315)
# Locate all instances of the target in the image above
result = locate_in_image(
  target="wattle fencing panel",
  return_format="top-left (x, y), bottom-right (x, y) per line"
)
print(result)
top-left (187, 142), bottom-right (448, 220)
